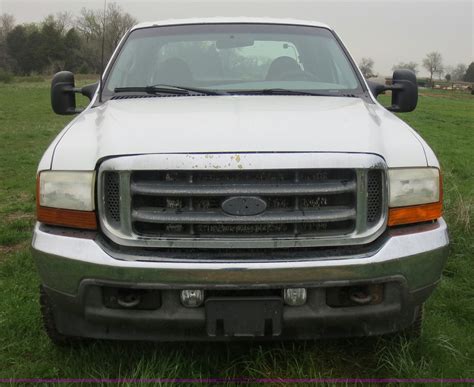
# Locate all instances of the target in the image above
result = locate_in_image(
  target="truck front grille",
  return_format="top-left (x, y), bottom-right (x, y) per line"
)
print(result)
top-left (127, 169), bottom-right (357, 238)
top-left (98, 154), bottom-right (387, 250)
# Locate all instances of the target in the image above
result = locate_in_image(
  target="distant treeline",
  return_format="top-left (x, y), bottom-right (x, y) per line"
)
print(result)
top-left (0, 4), bottom-right (137, 76)
top-left (1, 8), bottom-right (474, 85)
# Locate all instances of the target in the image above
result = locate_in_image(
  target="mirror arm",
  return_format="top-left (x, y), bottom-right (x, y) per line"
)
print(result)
top-left (368, 81), bottom-right (405, 98)
top-left (368, 81), bottom-right (410, 112)
top-left (62, 84), bottom-right (98, 101)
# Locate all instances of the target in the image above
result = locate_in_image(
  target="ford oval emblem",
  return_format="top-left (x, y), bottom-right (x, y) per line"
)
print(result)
top-left (221, 196), bottom-right (267, 216)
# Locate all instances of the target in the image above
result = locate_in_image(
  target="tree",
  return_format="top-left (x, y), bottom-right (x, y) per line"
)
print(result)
top-left (53, 12), bottom-right (74, 34)
top-left (63, 28), bottom-right (83, 72)
top-left (3, 8), bottom-right (138, 76)
top-left (6, 15), bottom-right (71, 75)
top-left (0, 14), bottom-right (15, 35)
top-left (40, 18), bottom-right (67, 73)
top-left (105, 4), bottom-right (137, 50)
top-left (7, 25), bottom-right (44, 75)
top-left (451, 64), bottom-right (467, 81)
top-left (359, 57), bottom-right (376, 79)
top-left (422, 52), bottom-right (443, 85)
top-left (6, 25), bottom-right (29, 74)
top-left (392, 61), bottom-right (418, 75)
top-left (445, 74), bottom-right (451, 82)
top-left (463, 62), bottom-right (474, 82)
top-left (27, 28), bottom-right (47, 73)
top-left (76, 4), bottom-right (137, 73)
top-left (0, 14), bottom-right (15, 69)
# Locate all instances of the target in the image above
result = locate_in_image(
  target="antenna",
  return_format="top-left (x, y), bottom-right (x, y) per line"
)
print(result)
top-left (99, 0), bottom-right (107, 102)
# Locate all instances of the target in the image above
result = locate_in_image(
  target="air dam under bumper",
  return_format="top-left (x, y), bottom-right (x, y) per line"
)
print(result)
top-left (32, 219), bottom-right (449, 340)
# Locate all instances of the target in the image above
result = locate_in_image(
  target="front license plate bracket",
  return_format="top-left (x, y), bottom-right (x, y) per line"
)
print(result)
top-left (205, 297), bottom-right (283, 337)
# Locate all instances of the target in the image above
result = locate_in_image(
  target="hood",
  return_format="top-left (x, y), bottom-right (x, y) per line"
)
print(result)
top-left (51, 95), bottom-right (427, 170)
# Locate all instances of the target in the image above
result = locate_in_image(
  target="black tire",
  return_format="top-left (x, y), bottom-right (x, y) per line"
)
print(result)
top-left (402, 303), bottom-right (424, 339)
top-left (40, 286), bottom-right (83, 346)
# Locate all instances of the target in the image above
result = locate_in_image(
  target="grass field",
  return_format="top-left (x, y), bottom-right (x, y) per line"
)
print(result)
top-left (0, 80), bottom-right (473, 383)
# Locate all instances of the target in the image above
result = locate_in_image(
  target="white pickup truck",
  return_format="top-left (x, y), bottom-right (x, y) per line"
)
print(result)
top-left (33, 18), bottom-right (449, 344)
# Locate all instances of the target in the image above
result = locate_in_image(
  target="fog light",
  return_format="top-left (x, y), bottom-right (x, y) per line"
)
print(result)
top-left (283, 288), bottom-right (307, 306)
top-left (181, 290), bottom-right (204, 307)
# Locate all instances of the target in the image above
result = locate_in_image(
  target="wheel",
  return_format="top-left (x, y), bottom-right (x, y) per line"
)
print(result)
top-left (402, 303), bottom-right (424, 339)
top-left (40, 286), bottom-right (83, 346)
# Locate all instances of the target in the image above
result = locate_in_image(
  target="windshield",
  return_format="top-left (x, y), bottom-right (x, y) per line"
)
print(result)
top-left (105, 23), bottom-right (364, 96)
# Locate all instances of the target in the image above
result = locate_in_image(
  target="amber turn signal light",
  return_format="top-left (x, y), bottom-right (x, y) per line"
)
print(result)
top-left (36, 206), bottom-right (97, 230)
top-left (388, 202), bottom-right (443, 227)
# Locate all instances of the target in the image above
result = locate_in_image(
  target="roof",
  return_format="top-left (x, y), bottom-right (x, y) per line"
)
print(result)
top-left (132, 17), bottom-right (331, 31)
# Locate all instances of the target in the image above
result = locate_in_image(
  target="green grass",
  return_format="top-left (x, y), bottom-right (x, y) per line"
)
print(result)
top-left (0, 81), bottom-right (473, 383)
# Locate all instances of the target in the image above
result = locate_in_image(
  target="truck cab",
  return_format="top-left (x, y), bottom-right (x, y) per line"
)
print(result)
top-left (33, 18), bottom-right (449, 343)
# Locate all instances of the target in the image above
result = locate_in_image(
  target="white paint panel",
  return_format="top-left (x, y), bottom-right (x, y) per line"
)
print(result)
top-left (51, 95), bottom-right (428, 170)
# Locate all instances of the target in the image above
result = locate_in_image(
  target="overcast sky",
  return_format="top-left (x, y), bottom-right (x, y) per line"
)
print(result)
top-left (1, 0), bottom-right (472, 76)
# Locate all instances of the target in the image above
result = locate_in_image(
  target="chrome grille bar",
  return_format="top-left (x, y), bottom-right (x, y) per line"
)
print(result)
top-left (130, 180), bottom-right (356, 197)
top-left (132, 207), bottom-right (356, 225)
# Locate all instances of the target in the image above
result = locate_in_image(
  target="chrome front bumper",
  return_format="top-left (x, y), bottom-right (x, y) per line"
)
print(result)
top-left (32, 219), bottom-right (449, 297)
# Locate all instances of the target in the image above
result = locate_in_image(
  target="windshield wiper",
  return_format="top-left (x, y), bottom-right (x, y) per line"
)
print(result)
top-left (114, 84), bottom-right (226, 96)
top-left (228, 88), bottom-right (359, 97)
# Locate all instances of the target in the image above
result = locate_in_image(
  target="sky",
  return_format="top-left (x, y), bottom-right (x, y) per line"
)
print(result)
top-left (1, 0), bottom-right (473, 76)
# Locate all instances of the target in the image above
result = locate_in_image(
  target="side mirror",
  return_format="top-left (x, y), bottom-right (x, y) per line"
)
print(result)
top-left (51, 71), bottom-right (99, 115)
top-left (390, 70), bottom-right (418, 112)
top-left (367, 69), bottom-right (418, 113)
top-left (51, 71), bottom-right (77, 115)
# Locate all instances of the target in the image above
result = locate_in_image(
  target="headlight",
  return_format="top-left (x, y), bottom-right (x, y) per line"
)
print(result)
top-left (389, 168), bottom-right (440, 207)
top-left (38, 171), bottom-right (95, 211)
top-left (37, 171), bottom-right (97, 230)
top-left (388, 167), bottom-right (442, 226)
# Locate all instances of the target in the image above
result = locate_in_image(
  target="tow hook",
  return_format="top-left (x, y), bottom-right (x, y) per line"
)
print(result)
top-left (117, 292), bottom-right (142, 308)
top-left (349, 288), bottom-right (373, 305)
